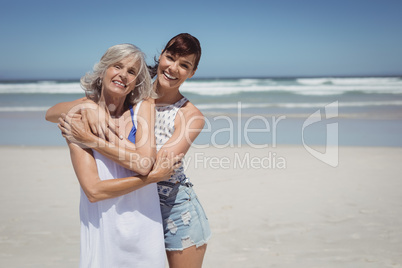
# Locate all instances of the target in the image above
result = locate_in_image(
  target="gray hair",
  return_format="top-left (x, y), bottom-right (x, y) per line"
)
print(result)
top-left (80, 44), bottom-right (156, 105)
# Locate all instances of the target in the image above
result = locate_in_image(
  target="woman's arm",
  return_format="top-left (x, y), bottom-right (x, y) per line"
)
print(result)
top-left (45, 97), bottom-right (95, 122)
top-left (59, 99), bottom-right (156, 175)
top-left (68, 141), bottom-right (182, 203)
top-left (89, 99), bottom-right (157, 175)
top-left (157, 101), bottom-right (205, 158)
top-left (47, 97), bottom-right (119, 140)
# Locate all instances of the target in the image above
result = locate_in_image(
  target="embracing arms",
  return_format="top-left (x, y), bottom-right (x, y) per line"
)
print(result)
top-left (46, 98), bottom-right (204, 174)
top-left (47, 98), bottom-right (156, 175)
top-left (68, 141), bottom-right (182, 203)
top-left (61, 99), bottom-right (157, 175)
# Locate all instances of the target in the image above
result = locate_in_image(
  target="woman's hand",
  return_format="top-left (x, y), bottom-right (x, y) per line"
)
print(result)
top-left (58, 112), bottom-right (98, 148)
top-left (146, 150), bottom-right (184, 184)
top-left (82, 105), bottom-right (122, 140)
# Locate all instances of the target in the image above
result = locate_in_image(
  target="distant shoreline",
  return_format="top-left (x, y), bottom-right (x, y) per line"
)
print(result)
top-left (1, 77), bottom-right (401, 147)
top-left (1, 74), bottom-right (401, 83)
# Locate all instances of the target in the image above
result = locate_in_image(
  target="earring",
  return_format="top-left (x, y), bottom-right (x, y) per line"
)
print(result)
top-left (97, 78), bottom-right (102, 87)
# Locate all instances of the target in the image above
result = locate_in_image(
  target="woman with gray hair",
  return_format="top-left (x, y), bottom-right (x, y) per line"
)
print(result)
top-left (47, 44), bottom-right (182, 267)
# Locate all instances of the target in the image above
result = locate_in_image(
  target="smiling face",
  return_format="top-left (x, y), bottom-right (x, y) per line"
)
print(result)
top-left (156, 51), bottom-right (196, 90)
top-left (101, 55), bottom-right (140, 100)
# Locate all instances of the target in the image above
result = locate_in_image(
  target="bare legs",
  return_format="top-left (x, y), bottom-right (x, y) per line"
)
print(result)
top-left (166, 244), bottom-right (207, 268)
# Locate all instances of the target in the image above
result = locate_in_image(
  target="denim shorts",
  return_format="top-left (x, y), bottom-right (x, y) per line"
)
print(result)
top-left (159, 182), bottom-right (211, 251)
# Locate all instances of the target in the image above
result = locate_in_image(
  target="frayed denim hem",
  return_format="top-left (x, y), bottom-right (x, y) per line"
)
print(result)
top-left (165, 234), bottom-right (212, 252)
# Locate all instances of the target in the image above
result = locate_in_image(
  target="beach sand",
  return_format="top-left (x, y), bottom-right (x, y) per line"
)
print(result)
top-left (1, 145), bottom-right (402, 267)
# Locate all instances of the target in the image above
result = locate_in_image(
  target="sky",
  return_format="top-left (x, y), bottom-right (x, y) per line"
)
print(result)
top-left (0, 0), bottom-right (401, 80)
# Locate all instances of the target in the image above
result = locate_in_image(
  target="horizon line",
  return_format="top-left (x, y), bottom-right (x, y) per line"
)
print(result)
top-left (0, 74), bottom-right (401, 82)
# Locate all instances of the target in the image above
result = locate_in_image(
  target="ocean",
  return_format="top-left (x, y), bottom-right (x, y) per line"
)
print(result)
top-left (1, 77), bottom-right (401, 147)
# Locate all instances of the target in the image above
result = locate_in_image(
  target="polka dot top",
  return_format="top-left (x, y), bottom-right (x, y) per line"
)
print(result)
top-left (155, 97), bottom-right (188, 190)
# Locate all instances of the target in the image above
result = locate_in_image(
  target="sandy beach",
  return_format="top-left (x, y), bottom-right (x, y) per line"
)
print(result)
top-left (1, 145), bottom-right (402, 267)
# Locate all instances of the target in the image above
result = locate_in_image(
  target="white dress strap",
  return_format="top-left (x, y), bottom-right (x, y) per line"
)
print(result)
top-left (133, 100), bottom-right (143, 129)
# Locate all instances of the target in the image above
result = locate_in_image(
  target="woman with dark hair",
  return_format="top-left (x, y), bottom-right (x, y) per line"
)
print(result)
top-left (48, 34), bottom-right (211, 267)
top-left (149, 33), bottom-right (211, 268)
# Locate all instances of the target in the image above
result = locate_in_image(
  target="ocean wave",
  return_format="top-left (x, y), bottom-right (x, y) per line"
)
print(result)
top-left (297, 77), bottom-right (402, 86)
top-left (182, 84), bottom-right (402, 96)
top-left (296, 78), bottom-right (332, 85)
top-left (0, 106), bottom-right (49, 112)
top-left (180, 77), bottom-right (402, 96)
top-left (197, 100), bottom-right (402, 110)
top-left (0, 82), bottom-right (82, 94)
top-left (2, 99), bottom-right (402, 113)
top-left (1, 77), bottom-right (401, 96)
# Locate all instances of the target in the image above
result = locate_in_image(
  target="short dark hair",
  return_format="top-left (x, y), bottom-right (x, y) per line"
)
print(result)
top-left (148, 33), bottom-right (202, 78)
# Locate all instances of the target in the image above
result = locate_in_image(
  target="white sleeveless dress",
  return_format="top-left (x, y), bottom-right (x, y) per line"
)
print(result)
top-left (79, 102), bottom-right (165, 268)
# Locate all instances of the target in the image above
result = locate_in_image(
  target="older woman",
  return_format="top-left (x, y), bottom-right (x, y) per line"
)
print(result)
top-left (48, 44), bottom-right (182, 267)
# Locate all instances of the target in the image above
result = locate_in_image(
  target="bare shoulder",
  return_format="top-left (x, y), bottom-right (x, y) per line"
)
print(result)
top-left (137, 98), bottom-right (154, 114)
top-left (181, 100), bottom-right (204, 119)
top-left (177, 100), bottom-right (205, 130)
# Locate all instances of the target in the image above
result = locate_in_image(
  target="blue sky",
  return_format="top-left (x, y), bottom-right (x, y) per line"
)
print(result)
top-left (1, 0), bottom-right (401, 79)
